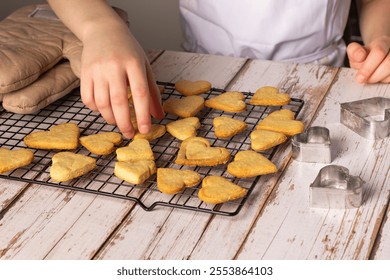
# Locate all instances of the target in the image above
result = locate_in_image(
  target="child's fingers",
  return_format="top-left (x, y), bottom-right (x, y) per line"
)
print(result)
top-left (109, 74), bottom-right (135, 139)
top-left (355, 40), bottom-right (389, 83)
top-left (347, 42), bottom-right (368, 64)
top-left (128, 63), bottom-right (151, 134)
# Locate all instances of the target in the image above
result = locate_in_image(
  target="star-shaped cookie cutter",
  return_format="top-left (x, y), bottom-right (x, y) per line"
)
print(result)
top-left (310, 165), bottom-right (363, 209)
top-left (340, 97), bottom-right (390, 140)
top-left (291, 126), bottom-right (331, 163)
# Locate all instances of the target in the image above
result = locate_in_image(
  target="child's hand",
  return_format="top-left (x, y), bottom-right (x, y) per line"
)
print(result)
top-left (80, 21), bottom-right (164, 138)
top-left (347, 36), bottom-right (390, 84)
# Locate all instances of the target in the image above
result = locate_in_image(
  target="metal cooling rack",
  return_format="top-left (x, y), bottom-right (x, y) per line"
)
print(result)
top-left (0, 82), bottom-right (304, 216)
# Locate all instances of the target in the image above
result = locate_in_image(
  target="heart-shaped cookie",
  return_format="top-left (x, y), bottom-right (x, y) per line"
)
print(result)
top-left (163, 96), bottom-right (205, 118)
top-left (176, 137), bottom-right (230, 166)
top-left (227, 150), bottom-right (277, 178)
top-left (205, 91), bottom-right (247, 113)
top-left (24, 122), bottom-right (80, 150)
top-left (166, 117), bottom-right (200, 140)
top-left (198, 175), bottom-right (247, 204)
top-left (50, 152), bottom-right (96, 182)
top-left (116, 139), bottom-right (154, 162)
top-left (256, 109), bottom-right (304, 136)
top-left (250, 86), bottom-right (291, 106)
top-left (157, 168), bottom-right (201, 194)
top-left (0, 148), bottom-right (34, 174)
top-left (80, 132), bottom-right (122, 155)
top-left (114, 160), bottom-right (156, 184)
top-left (134, 124), bottom-right (166, 141)
top-left (266, 109), bottom-right (295, 120)
top-left (213, 116), bottom-right (247, 139)
top-left (250, 129), bottom-right (287, 151)
top-left (175, 79), bottom-right (211, 96)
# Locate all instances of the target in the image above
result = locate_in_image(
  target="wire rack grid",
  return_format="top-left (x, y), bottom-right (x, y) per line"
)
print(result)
top-left (0, 82), bottom-right (304, 216)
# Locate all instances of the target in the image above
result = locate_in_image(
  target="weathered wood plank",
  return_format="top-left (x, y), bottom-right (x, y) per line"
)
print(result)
top-left (236, 67), bottom-right (390, 259)
top-left (372, 203), bottom-right (390, 259)
top-left (95, 52), bottom-right (248, 259)
top-left (0, 49), bottom-right (162, 259)
top-left (97, 60), bottom-right (338, 260)
top-left (187, 61), bottom-right (338, 260)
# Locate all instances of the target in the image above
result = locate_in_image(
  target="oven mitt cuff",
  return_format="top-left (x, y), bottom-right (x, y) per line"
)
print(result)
top-left (2, 60), bottom-right (79, 114)
top-left (0, 4), bottom-right (129, 114)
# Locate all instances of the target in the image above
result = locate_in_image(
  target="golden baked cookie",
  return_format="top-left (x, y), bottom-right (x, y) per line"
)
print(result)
top-left (213, 116), bottom-right (247, 139)
top-left (175, 137), bottom-right (230, 166)
top-left (0, 148), bottom-right (34, 174)
top-left (50, 152), bottom-right (96, 182)
top-left (256, 109), bottom-right (304, 136)
top-left (198, 175), bottom-right (247, 204)
top-left (157, 168), bottom-right (201, 194)
top-left (24, 122), bottom-right (79, 150)
top-left (175, 79), bottom-right (211, 96)
top-left (250, 86), bottom-right (291, 106)
top-left (116, 139), bottom-right (154, 162)
top-left (166, 117), bottom-right (200, 140)
top-left (80, 132), bottom-right (122, 155)
top-left (163, 96), bottom-right (205, 118)
top-left (250, 129), bottom-right (287, 151)
top-left (114, 160), bottom-right (156, 185)
top-left (227, 150), bottom-right (277, 178)
top-left (205, 91), bottom-right (246, 113)
top-left (266, 109), bottom-right (295, 120)
top-left (134, 124), bottom-right (166, 141)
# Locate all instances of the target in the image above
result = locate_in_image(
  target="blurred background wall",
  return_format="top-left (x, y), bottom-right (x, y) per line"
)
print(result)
top-left (0, 0), bottom-right (184, 51)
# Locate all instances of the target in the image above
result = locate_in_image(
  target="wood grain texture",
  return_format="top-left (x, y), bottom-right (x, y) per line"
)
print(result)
top-left (236, 67), bottom-right (390, 260)
top-left (95, 51), bottom-right (248, 260)
top-left (1, 52), bottom-right (389, 260)
top-left (188, 61), bottom-right (338, 260)
top-left (97, 59), bottom-right (338, 260)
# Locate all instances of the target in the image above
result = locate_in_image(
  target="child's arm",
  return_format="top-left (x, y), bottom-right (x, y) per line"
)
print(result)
top-left (47, 0), bottom-right (164, 138)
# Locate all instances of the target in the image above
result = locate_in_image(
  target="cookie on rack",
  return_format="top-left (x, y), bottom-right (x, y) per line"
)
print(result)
top-left (205, 91), bottom-right (246, 113)
top-left (198, 175), bottom-right (247, 204)
top-left (256, 109), bottom-right (304, 136)
top-left (250, 86), bottom-right (291, 106)
top-left (163, 96), bottom-right (205, 118)
top-left (0, 148), bottom-right (34, 174)
top-left (50, 151), bottom-right (96, 182)
top-left (175, 137), bottom-right (230, 166)
top-left (134, 124), bottom-right (166, 141)
top-left (250, 129), bottom-right (287, 151)
top-left (157, 168), bottom-right (201, 194)
top-left (80, 132), bottom-right (122, 155)
top-left (227, 150), bottom-right (277, 178)
top-left (116, 139), bottom-right (154, 162)
top-left (24, 122), bottom-right (80, 150)
top-left (213, 116), bottom-right (247, 139)
top-left (175, 79), bottom-right (211, 96)
top-left (166, 117), bottom-right (200, 140)
top-left (114, 160), bottom-right (156, 185)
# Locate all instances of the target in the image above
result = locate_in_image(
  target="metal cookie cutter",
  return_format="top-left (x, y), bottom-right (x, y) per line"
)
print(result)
top-left (310, 165), bottom-right (363, 209)
top-left (291, 126), bottom-right (331, 163)
top-left (340, 97), bottom-right (390, 140)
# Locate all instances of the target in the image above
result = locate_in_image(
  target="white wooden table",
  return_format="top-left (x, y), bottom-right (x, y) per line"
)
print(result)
top-left (0, 50), bottom-right (389, 260)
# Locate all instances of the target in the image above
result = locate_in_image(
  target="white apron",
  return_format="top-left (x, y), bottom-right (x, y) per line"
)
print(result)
top-left (179, 0), bottom-right (351, 66)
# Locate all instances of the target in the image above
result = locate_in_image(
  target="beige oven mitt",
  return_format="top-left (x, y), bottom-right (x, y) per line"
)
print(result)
top-left (0, 4), bottom-right (128, 114)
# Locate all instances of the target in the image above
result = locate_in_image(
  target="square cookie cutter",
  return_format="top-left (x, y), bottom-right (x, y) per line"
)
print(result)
top-left (340, 97), bottom-right (390, 140)
top-left (310, 165), bottom-right (363, 209)
top-left (291, 126), bottom-right (331, 163)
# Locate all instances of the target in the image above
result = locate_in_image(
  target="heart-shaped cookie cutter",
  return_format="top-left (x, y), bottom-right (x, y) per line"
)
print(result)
top-left (291, 126), bottom-right (331, 163)
top-left (340, 97), bottom-right (390, 140)
top-left (310, 165), bottom-right (363, 209)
